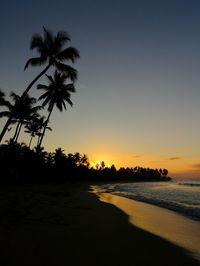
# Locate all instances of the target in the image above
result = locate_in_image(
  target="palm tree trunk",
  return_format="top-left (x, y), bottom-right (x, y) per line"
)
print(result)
top-left (0, 116), bottom-right (12, 143)
top-left (21, 63), bottom-right (52, 99)
top-left (29, 135), bottom-right (34, 148)
top-left (0, 64), bottom-right (52, 143)
top-left (38, 106), bottom-right (54, 148)
top-left (37, 133), bottom-right (41, 147)
top-left (15, 122), bottom-right (23, 143)
top-left (12, 121), bottom-right (21, 142)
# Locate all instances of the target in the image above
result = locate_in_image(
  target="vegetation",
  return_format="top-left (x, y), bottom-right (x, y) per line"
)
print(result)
top-left (0, 27), bottom-right (170, 184)
top-left (0, 27), bottom-right (79, 143)
top-left (37, 70), bottom-right (75, 147)
top-left (0, 142), bottom-right (170, 183)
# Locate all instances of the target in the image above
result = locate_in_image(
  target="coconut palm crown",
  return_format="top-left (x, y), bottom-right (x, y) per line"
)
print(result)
top-left (37, 70), bottom-right (75, 147)
top-left (23, 27), bottom-right (79, 96)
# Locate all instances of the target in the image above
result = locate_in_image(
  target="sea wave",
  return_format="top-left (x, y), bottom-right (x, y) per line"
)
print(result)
top-left (99, 182), bottom-right (200, 221)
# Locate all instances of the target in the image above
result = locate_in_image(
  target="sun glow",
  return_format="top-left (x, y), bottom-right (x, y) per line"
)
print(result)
top-left (89, 160), bottom-right (111, 169)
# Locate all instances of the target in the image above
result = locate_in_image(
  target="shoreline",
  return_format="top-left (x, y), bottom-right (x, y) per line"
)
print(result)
top-left (0, 183), bottom-right (199, 265)
top-left (93, 187), bottom-right (200, 261)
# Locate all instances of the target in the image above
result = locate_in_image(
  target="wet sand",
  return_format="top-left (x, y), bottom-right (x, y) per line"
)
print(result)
top-left (0, 183), bottom-right (199, 266)
top-left (97, 190), bottom-right (200, 261)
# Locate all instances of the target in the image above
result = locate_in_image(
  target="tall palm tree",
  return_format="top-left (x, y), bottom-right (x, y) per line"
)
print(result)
top-left (23, 27), bottom-right (79, 98)
top-left (0, 27), bottom-right (80, 143)
top-left (37, 70), bottom-right (75, 147)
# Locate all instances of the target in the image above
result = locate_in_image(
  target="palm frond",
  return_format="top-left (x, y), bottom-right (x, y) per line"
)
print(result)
top-left (46, 126), bottom-right (52, 131)
top-left (45, 74), bottom-right (54, 83)
top-left (38, 91), bottom-right (50, 101)
top-left (65, 83), bottom-right (76, 93)
top-left (1, 99), bottom-right (13, 109)
top-left (37, 84), bottom-right (49, 90)
top-left (10, 92), bottom-right (20, 102)
top-left (56, 47), bottom-right (80, 62)
top-left (43, 26), bottom-right (54, 49)
top-left (30, 105), bottom-right (43, 113)
top-left (0, 88), bottom-right (5, 98)
top-left (30, 34), bottom-right (44, 49)
top-left (24, 57), bottom-right (46, 70)
top-left (55, 31), bottom-right (71, 51)
top-left (55, 62), bottom-right (78, 81)
top-left (56, 31), bottom-right (71, 43)
top-left (0, 111), bottom-right (11, 118)
top-left (65, 98), bottom-right (73, 107)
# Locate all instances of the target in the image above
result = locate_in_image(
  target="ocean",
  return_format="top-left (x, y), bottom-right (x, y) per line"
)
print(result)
top-left (98, 180), bottom-right (200, 221)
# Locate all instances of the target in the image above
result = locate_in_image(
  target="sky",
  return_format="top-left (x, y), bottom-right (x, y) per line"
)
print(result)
top-left (0, 0), bottom-right (200, 178)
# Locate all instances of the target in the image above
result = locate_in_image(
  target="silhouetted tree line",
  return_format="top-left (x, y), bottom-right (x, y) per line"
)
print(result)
top-left (0, 142), bottom-right (170, 183)
top-left (0, 27), bottom-right (171, 184)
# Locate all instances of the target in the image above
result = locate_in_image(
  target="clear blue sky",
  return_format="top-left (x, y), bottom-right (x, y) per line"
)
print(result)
top-left (0, 0), bottom-right (200, 178)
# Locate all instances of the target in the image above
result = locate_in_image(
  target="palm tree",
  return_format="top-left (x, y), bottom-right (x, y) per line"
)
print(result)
top-left (53, 148), bottom-right (66, 164)
top-left (0, 27), bottom-right (80, 143)
top-left (73, 152), bottom-right (82, 166)
top-left (0, 92), bottom-right (22, 140)
top-left (25, 117), bottom-right (52, 148)
top-left (37, 70), bottom-right (75, 147)
top-left (23, 27), bottom-right (79, 98)
top-left (25, 120), bottom-right (40, 148)
top-left (35, 116), bottom-right (52, 147)
top-left (0, 92), bottom-right (42, 143)
top-left (80, 154), bottom-right (89, 168)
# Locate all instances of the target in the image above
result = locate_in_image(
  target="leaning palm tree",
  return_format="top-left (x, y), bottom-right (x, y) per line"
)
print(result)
top-left (23, 26), bottom-right (79, 98)
top-left (37, 70), bottom-right (75, 147)
top-left (0, 92), bottom-right (42, 143)
top-left (0, 27), bottom-right (80, 143)
top-left (0, 92), bottom-right (23, 139)
top-left (13, 96), bottom-right (42, 143)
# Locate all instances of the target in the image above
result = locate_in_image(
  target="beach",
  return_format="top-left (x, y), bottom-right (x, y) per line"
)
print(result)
top-left (0, 183), bottom-right (199, 266)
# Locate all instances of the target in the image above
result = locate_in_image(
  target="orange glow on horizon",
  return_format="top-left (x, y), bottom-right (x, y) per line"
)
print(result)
top-left (45, 142), bottom-right (200, 179)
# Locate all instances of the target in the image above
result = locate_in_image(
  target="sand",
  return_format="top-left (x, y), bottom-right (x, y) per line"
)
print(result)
top-left (0, 183), bottom-right (199, 266)
top-left (97, 189), bottom-right (200, 261)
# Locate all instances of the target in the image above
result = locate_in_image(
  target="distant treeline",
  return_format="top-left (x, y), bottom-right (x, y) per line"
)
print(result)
top-left (0, 141), bottom-right (171, 183)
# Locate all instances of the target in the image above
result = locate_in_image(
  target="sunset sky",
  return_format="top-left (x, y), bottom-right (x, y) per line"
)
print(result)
top-left (0, 0), bottom-right (200, 178)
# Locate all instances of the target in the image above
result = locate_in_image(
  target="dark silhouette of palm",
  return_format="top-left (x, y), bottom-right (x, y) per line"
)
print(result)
top-left (23, 27), bottom-right (79, 98)
top-left (25, 121), bottom-right (40, 148)
top-left (80, 154), bottom-right (89, 167)
top-left (25, 116), bottom-right (52, 148)
top-left (0, 93), bottom-right (23, 138)
top-left (37, 70), bottom-right (75, 147)
top-left (0, 27), bottom-right (79, 143)
top-left (53, 148), bottom-right (66, 162)
top-left (35, 116), bottom-right (52, 147)
top-left (0, 89), bottom-right (6, 105)
top-left (0, 92), bottom-right (42, 142)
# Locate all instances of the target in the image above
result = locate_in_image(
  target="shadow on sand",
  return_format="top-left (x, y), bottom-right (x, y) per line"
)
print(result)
top-left (0, 183), bottom-right (199, 266)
